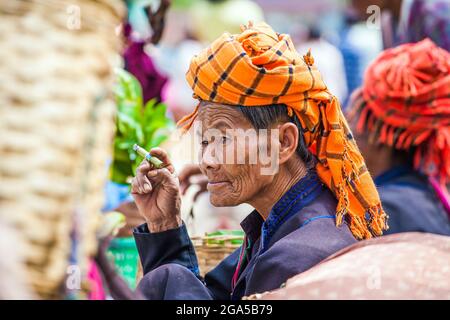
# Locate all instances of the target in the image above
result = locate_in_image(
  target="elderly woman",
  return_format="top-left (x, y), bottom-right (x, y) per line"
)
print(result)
top-left (131, 22), bottom-right (387, 300)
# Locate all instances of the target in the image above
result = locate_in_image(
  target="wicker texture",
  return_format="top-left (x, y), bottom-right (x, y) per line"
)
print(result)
top-left (192, 234), bottom-right (244, 276)
top-left (0, 0), bottom-right (125, 298)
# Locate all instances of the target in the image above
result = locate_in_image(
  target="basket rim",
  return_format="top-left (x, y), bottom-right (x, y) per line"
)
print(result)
top-left (191, 235), bottom-right (244, 241)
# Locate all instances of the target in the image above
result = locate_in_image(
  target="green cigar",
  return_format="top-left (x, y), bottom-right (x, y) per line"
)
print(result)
top-left (133, 144), bottom-right (164, 169)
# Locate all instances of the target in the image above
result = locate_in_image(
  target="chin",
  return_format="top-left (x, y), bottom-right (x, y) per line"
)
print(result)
top-left (209, 192), bottom-right (241, 207)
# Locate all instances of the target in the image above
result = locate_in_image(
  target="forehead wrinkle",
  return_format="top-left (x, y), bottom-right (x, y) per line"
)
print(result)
top-left (208, 113), bottom-right (237, 128)
top-left (198, 102), bottom-right (246, 129)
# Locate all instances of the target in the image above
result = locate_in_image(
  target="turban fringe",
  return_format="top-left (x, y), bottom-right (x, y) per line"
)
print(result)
top-left (178, 22), bottom-right (388, 239)
top-left (349, 39), bottom-right (450, 185)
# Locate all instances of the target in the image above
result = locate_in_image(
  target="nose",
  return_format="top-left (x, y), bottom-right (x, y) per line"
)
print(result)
top-left (200, 144), bottom-right (221, 171)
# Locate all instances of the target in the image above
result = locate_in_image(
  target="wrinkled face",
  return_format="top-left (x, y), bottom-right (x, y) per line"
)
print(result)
top-left (197, 102), bottom-right (277, 207)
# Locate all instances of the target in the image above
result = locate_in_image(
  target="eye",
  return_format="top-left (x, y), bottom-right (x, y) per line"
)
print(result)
top-left (201, 140), bottom-right (209, 146)
top-left (222, 136), bottom-right (229, 144)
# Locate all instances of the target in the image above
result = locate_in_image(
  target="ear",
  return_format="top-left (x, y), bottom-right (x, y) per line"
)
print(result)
top-left (278, 122), bottom-right (299, 165)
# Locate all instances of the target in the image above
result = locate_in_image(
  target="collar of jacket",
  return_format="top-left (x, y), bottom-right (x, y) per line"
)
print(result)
top-left (240, 170), bottom-right (324, 251)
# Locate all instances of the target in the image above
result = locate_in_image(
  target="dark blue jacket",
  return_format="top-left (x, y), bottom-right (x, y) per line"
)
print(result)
top-left (133, 171), bottom-right (357, 300)
top-left (375, 166), bottom-right (450, 236)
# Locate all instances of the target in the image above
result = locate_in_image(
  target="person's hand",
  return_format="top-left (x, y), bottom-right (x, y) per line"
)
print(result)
top-left (131, 147), bottom-right (181, 233)
top-left (147, 0), bottom-right (171, 45)
top-left (114, 201), bottom-right (145, 237)
top-left (179, 164), bottom-right (208, 201)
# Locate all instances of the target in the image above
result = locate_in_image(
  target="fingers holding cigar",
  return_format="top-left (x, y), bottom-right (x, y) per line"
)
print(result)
top-left (131, 161), bottom-right (154, 194)
top-left (131, 147), bottom-right (178, 195)
top-left (149, 147), bottom-right (175, 174)
top-left (130, 145), bottom-right (181, 233)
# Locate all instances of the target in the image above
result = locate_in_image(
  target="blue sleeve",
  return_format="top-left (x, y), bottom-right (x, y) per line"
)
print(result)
top-left (133, 222), bottom-right (239, 300)
top-left (133, 222), bottom-right (200, 276)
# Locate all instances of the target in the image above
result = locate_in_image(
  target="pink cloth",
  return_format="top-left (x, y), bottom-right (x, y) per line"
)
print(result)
top-left (87, 259), bottom-right (106, 300)
top-left (429, 177), bottom-right (450, 218)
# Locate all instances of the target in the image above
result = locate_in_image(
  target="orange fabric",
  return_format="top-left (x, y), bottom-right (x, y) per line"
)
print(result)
top-left (349, 39), bottom-right (450, 184)
top-left (178, 22), bottom-right (388, 240)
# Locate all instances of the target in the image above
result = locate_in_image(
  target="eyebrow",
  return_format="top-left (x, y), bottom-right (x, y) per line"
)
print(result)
top-left (209, 120), bottom-right (233, 130)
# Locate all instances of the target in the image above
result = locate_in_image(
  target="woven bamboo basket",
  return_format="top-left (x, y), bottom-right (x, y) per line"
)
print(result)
top-left (0, 0), bottom-right (125, 298)
top-left (192, 233), bottom-right (244, 276)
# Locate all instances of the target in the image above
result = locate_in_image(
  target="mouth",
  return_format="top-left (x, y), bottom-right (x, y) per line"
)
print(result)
top-left (207, 180), bottom-right (230, 190)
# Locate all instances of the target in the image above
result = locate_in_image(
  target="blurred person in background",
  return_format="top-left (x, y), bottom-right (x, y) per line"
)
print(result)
top-left (297, 25), bottom-right (347, 103)
top-left (339, 9), bottom-right (364, 107)
top-left (347, 39), bottom-right (450, 236)
top-left (130, 22), bottom-right (388, 300)
top-left (338, 7), bottom-right (382, 106)
top-left (350, 0), bottom-right (450, 51)
top-left (398, 0), bottom-right (450, 51)
top-left (123, 0), bottom-right (170, 103)
top-left (350, 0), bottom-right (403, 49)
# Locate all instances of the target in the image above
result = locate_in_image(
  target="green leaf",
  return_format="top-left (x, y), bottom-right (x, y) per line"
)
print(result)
top-left (115, 68), bottom-right (143, 107)
top-left (111, 68), bottom-right (175, 184)
top-left (143, 99), bottom-right (158, 126)
top-left (117, 112), bottom-right (140, 135)
top-left (112, 147), bottom-right (131, 163)
top-left (144, 98), bottom-right (157, 111)
top-left (117, 140), bottom-right (135, 150)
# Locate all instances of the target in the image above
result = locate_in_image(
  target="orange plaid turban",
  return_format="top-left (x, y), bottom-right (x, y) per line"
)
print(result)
top-left (349, 39), bottom-right (450, 185)
top-left (178, 22), bottom-right (388, 239)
